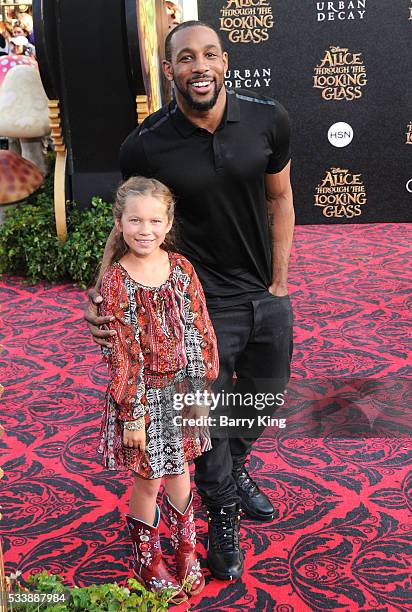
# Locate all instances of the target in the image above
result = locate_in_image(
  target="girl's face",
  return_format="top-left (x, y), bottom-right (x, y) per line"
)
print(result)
top-left (116, 194), bottom-right (172, 258)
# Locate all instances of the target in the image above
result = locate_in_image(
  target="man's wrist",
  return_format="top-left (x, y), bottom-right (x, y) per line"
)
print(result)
top-left (269, 280), bottom-right (288, 295)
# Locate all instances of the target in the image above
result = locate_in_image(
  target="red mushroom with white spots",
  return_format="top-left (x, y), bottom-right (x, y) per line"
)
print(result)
top-left (0, 54), bottom-right (34, 88)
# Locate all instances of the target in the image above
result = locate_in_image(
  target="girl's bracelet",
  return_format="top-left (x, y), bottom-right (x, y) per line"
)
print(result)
top-left (124, 418), bottom-right (145, 431)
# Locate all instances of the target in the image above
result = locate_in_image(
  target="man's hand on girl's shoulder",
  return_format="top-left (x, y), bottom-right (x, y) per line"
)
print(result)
top-left (84, 287), bottom-right (116, 348)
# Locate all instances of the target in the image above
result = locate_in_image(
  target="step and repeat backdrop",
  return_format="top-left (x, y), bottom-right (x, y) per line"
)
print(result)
top-left (198, 0), bottom-right (411, 224)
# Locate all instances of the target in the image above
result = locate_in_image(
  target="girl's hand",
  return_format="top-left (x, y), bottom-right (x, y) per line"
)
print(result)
top-left (185, 404), bottom-right (210, 421)
top-left (123, 428), bottom-right (146, 451)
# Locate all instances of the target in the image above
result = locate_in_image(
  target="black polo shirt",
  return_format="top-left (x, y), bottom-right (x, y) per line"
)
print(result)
top-left (119, 89), bottom-right (291, 307)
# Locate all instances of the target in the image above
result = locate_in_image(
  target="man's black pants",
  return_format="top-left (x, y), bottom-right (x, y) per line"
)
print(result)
top-left (194, 292), bottom-right (294, 508)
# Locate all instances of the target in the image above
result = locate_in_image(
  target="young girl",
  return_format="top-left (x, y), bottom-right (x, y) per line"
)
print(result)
top-left (96, 176), bottom-right (219, 603)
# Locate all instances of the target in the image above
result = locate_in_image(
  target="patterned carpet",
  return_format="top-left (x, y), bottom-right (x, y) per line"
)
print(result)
top-left (0, 223), bottom-right (411, 611)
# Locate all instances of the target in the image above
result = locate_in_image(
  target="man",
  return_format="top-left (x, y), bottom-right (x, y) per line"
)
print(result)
top-left (86, 20), bottom-right (294, 581)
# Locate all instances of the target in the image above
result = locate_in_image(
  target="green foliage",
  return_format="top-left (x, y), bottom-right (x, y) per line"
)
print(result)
top-left (0, 178), bottom-right (113, 288)
top-left (9, 571), bottom-right (172, 611)
top-left (63, 197), bottom-right (113, 288)
top-left (0, 194), bottom-right (66, 283)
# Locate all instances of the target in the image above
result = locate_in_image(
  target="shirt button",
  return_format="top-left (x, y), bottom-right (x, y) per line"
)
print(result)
top-left (201, 341), bottom-right (207, 348)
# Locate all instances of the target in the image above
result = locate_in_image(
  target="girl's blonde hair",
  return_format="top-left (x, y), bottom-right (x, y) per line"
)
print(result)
top-left (95, 176), bottom-right (176, 288)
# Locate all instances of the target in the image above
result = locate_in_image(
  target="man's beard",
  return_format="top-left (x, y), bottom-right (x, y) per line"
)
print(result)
top-left (173, 78), bottom-right (222, 111)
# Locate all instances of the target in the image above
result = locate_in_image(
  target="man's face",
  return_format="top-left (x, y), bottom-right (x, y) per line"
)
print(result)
top-left (164, 26), bottom-right (228, 112)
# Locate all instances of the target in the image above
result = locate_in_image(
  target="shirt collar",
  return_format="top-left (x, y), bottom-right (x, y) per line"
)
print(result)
top-left (170, 88), bottom-right (240, 138)
top-left (225, 89), bottom-right (240, 122)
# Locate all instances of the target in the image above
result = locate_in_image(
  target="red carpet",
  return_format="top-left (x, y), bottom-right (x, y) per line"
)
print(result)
top-left (1, 223), bottom-right (411, 611)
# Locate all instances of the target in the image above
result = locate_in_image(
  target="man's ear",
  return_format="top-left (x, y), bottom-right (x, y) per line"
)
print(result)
top-left (162, 59), bottom-right (174, 82)
top-left (222, 51), bottom-right (229, 73)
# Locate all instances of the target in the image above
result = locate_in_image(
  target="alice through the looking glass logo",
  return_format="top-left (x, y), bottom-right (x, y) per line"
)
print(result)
top-left (219, 0), bottom-right (274, 43)
top-left (313, 46), bottom-right (367, 101)
top-left (315, 168), bottom-right (367, 219)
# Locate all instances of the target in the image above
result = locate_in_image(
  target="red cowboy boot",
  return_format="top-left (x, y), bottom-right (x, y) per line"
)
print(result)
top-left (125, 506), bottom-right (187, 604)
top-left (166, 493), bottom-right (205, 596)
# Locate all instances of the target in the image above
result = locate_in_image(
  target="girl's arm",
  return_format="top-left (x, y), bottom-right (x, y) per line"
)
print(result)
top-left (100, 267), bottom-right (146, 422)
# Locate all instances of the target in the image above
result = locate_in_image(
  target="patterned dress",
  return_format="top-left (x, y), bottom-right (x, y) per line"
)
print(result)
top-left (97, 252), bottom-right (219, 479)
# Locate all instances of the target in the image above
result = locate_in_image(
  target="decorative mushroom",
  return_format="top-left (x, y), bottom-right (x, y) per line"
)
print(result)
top-left (0, 54), bottom-right (34, 88)
top-left (0, 150), bottom-right (44, 205)
top-left (0, 63), bottom-right (50, 138)
top-left (0, 57), bottom-right (50, 174)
